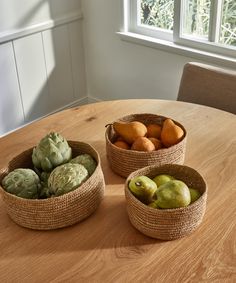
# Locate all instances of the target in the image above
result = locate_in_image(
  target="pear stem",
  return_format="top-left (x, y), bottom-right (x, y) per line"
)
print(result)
top-left (105, 123), bottom-right (113, 128)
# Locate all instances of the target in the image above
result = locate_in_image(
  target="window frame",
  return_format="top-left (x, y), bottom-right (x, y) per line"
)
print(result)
top-left (126, 0), bottom-right (236, 60)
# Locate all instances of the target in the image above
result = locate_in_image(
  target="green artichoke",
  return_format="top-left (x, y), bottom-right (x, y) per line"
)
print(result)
top-left (39, 185), bottom-right (51, 199)
top-left (39, 171), bottom-right (50, 183)
top-left (32, 132), bottom-right (72, 172)
top-left (2, 168), bottom-right (41, 199)
top-left (48, 163), bottom-right (89, 196)
top-left (39, 172), bottom-right (52, 198)
top-left (70, 154), bottom-right (97, 176)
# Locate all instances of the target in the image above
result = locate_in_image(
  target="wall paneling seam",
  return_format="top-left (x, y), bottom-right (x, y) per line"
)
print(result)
top-left (11, 41), bottom-right (26, 122)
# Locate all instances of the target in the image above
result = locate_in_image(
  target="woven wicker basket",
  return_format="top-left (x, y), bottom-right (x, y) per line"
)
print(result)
top-left (0, 141), bottom-right (105, 230)
top-left (105, 113), bottom-right (187, 178)
top-left (125, 164), bottom-right (207, 240)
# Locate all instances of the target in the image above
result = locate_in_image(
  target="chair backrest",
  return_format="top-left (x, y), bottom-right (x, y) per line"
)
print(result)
top-left (177, 62), bottom-right (236, 114)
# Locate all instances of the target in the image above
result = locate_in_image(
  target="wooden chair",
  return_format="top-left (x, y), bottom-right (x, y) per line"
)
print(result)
top-left (177, 62), bottom-right (236, 114)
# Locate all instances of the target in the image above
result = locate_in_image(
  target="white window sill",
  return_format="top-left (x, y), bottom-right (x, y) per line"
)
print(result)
top-left (118, 31), bottom-right (236, 69)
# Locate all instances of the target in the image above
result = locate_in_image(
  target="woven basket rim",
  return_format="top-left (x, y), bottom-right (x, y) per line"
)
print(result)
top-left (125, 164), bottom-right (208, 213)
top-left (0, 140), bottom-right (101, 203)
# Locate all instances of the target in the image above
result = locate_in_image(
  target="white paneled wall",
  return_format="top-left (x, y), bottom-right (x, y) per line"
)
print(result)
top-left (68, 21), bottom-right (87, 100)
top-left (0, 42), bottom-right (24, 133)
top-left (0, 0), bottom-right (86, 136)
top-left (13, 33), bottom-right (50, 122)
top-left (42, 25), bottom-right (75, 111)
top-left (0, 17), bottom-right (87, 136)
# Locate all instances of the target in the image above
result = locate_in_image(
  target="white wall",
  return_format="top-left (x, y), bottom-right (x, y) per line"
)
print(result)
top-left (1, 0), bottom-right (235, 136)
top-left (0, 0), bottom-right (87, 137)
top-left (81, 0), bottom-right (221, 102)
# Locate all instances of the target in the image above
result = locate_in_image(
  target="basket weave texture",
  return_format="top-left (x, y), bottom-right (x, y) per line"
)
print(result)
top-left (105, 113), bottom-right (187, 178)
top-left (0, 141), bottom-right (105, 230)
top-left (125, 164), bottom-right (207, 240)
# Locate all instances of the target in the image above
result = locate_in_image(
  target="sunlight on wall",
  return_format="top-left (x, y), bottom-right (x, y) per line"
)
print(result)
top-left (0, 0), bottom-right (83, 136)
top-left (43, 30), bottom-right (56, 75)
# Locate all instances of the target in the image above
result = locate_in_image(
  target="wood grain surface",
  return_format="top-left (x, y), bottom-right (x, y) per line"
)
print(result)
top-left (0, 99), bottom-right (235, 282)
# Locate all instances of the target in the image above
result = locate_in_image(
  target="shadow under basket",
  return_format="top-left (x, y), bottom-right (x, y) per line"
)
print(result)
top-left (105, 113), bottom-right (187, 178)
top-left (125, 164), bottom-right (207, 240)
top-left (0, 141), bottom-right (105, 230)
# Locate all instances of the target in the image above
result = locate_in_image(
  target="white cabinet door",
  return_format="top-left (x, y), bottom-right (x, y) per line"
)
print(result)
top-left (42, 25), bottom-right (74, 111)
top-left (13, 33), bottom-right (50, 122)
top-left (0, 42), bottom-right (24, 136)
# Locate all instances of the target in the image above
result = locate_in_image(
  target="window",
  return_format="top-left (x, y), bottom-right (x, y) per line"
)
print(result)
top-left (123, 0), bottom-right (236, 62)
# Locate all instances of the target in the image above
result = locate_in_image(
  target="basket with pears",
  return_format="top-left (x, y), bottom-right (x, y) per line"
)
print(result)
top-left (105, 113), bottom-right (187, 177)
top-left (124, 164), bottom-right (207, 240)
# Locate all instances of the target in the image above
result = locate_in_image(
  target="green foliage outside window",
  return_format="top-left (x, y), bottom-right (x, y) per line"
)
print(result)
top-left (221, 0), bottom-right (236, 46)
top-left (140, 0), bottom-right (236, 46)
top-left (183, 0), bottom-right (211, 38)
top-left (140, 0), bottom-right (174, 30)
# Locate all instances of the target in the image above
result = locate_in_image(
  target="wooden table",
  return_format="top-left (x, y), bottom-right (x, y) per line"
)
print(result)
top-left (0, 99), bottom-right (235, 282)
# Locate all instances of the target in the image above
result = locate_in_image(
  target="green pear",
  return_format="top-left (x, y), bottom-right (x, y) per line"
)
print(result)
top-left (153, 174), bottom-right (174, 187)
top-left (129, 176), bottom-right (157, 204)
top-left (155, 180), bottom-right (191, 209)
top-left (189, 188), bottom-right (201, 203)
